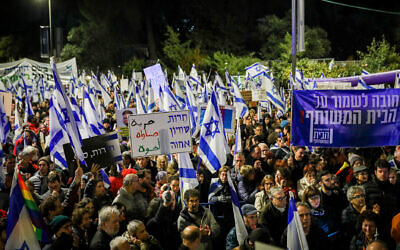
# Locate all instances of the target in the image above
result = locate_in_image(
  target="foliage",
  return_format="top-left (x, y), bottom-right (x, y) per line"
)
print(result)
top-left (162, 26), bottom-right (207, 73)
top-left (357, 37), bottom-right (400, 73)
top-left (122, 57), bottom-right (146, 77)
top-left (258, 15), bottom-right (291, 60)
top-left (201, 52), bottom-right (261, 76)
top-left (0, 35), bottom-right (21, 61)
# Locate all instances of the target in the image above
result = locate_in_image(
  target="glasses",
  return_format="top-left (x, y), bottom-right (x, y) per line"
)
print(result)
top-left (352, 194), bottom-right (365, 200)
top-left (274, 196), bottom-right (286, 201)
top-left (309, 195), bottom-right (320, 200)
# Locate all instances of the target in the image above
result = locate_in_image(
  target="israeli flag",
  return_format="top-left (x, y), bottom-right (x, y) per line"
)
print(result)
top-left (0, 98), bottom-right (10, 144)
top-left (225, 67), bottom-right (233, 89)
top-left (83, 89), bottom-right (103, 136)
top-left (163, 84), bottom-right (181, 112)
top-left (262, 72), bottom-right (286, 113)
top-left (70, 95), bottom-right (89, 140)
top-left (227, 173), bottom-right (248, 245)
top-left (234, 120), bottom-right (242, 154)
top-left (185, 80), bottom-right (198, 136)
top-left (189, 64), bottom-right (201, 87)
top-left (49, 96), bottom-right (69, 169)
top-left (14, 103), bottom-right (21, 132)
top-left (287, 191), bottom-right (308, 250)
top-left (21, 76), bottom-right (34, 123)
top-left (51, 58), bottom-right (85, 165)
top-left (174, 75), bottom-right (186, 109)
top-left (198, 90), bottom-right (227, 174)
top-left (245, 62), bottom-right (266, 79)
top-left (147, 83), bottom-right (156, 113)
top-left (358, 77), bottom-right (375, 90)
top-left (99, 168), bottom-right (111, 189)
top-left (114, 84), bottom-right (120, 110)
top-left (231, 81), bottom-right (248, 119)
top-left (96, 75), bottom-right (113, 107)
top-left (178, 152), bottom-right (199, 198)
top-left (135, 84), bottom-right (147, 114)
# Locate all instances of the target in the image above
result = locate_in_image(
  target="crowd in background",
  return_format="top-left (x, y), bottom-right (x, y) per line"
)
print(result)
top-left (0, 97), bottom-right (399, 250)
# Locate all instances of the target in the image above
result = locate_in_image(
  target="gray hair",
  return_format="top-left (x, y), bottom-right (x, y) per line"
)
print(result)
top-left (346, 185), bottom-right (365, 201)
top-left (258, 143), bottom-right (268, 149)
top-left (123, 174), bottom-right (137, 187)
top-left (296, 202), bottom-right (310, 210)
top-left (110, 236), bottom-right (128, 250)
top-left (23, 146), bottom-right (37, 155)
top-left (269, 186), bottom-right (284, 198)
top-left (127, 220), bottom-right (144, 235)
top-left (98, 206), bottom-right (120, 227)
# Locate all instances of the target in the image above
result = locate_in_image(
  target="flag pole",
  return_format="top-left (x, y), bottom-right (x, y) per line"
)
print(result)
top-left (290, 0), bottom-right (296, 155)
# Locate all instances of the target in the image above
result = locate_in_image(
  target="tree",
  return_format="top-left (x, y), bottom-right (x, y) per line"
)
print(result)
top-left (0, 35), bottom-right (21, 61)
top-left (357, 37), bottom-right (400, 73)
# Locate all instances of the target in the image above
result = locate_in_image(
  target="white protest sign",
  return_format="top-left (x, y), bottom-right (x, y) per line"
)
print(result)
top-left (251, 89), bottom-right (267, 101)
top-left (143, 63), bottom-right (166, 101)
top-left (128, 110), bottom-right (192, 157)
top-left (120, 78), bottom-right (129, 92)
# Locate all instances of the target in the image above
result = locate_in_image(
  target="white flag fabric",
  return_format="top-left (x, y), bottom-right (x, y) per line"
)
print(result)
top-left (227, 173), bottom-right (248, 245)
top-left (51, 58), bottom-right (85, 165)
top-left (163, 84), bottom-right (181, 112)
top-left (287, 192), bottom-right (309, 250)
top-left (178, 152), bottom-right (199, 197)
top-left (135, 84), bottom-right (147, 114)
top-left (198, 90), bottom-right (227, 174)
top-left (261, 72), bottom-right (286, 113)
top-left (0, 98), bottom-right (10, 145)
top-left (231, 81), bottom-right (248, 119)
top-left (83, 89), bottom-right (103, 136)
top-left (49, 96), bottom-right (70, 169)
top-left (147, 83), bottom-right (156, 113)
top-left (99, 168), bottom-right (111, 189)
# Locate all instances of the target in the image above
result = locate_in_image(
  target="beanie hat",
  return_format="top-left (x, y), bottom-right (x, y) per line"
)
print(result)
top-left (49, 215), bottom-right (71, 234)
top-left (349, 154), bottom-right (363, 167)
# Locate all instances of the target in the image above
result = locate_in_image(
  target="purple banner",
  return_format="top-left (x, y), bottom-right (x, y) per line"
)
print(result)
top-left (292, 89), bottom-right (400, 147)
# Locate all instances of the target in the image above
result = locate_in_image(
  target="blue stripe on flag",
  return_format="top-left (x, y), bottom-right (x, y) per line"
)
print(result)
top-left (199, 136), bottom-right (222, 171)
top-left (179, 168), bottom-right (197, 179)
top-left (54, 152), bottom-right (68, 169)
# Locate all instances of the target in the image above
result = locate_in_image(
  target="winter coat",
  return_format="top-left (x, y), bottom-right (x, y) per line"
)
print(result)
top-left (177, 206), bottom-right (220, 250)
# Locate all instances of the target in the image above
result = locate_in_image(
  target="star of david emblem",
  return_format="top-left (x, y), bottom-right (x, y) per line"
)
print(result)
top-left (61, 108), bottom-right (70, 123)
top-left (204, 117), bottom-right (220, 138)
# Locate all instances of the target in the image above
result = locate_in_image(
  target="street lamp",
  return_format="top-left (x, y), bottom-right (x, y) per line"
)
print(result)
top-left (48, 0), bottom-right (53, 57)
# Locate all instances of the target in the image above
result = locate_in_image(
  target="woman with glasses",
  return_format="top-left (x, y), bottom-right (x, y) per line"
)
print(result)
top-left (342, 185), bottom-right (380, 247)
top-left (302, 185), bottom-right (336, 239)
top-left (254, 175), bottom-right (275, 212)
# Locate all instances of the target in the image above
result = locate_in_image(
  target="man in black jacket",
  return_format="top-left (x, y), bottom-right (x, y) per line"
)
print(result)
top-left (259, 186), bottom-right (288, 247)
top-left (90, 206), bottom-right (120, 250)
top-left (364, 159), bottom-right (398, 246)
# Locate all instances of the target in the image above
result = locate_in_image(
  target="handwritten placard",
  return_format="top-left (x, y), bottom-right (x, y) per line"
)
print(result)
top-left (143, 63), bottom-right (166, 101)
top-left (128, 110), bottom-right (192, 157)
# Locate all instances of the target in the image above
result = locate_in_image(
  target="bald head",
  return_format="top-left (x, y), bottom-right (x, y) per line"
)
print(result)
top-left (181, 225), bottom-right (201, 250)
top-left (366, 240), bottom-right (388, 250)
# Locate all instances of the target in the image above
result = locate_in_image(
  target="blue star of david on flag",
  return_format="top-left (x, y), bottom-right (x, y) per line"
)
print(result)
top-left (204, 116), bottom-right (220, 138)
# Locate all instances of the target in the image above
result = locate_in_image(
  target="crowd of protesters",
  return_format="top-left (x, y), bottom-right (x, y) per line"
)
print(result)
top-left (0, 98), bottom-right (400, 250)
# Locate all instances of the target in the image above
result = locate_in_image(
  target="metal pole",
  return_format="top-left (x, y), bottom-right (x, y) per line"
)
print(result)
top-left (290, 0), bottom-right (296, 152)
top-left (291, 0), bottom-right (296, 83)
top-left (48, 0), bottom-right (53, 57)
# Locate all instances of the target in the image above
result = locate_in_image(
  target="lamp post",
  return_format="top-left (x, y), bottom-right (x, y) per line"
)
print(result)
top-left (48, 0), bottom-right (53, 57)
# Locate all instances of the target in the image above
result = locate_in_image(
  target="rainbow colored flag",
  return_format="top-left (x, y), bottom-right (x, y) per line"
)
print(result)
top-left (6, 171), bottom-right (49, 249)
